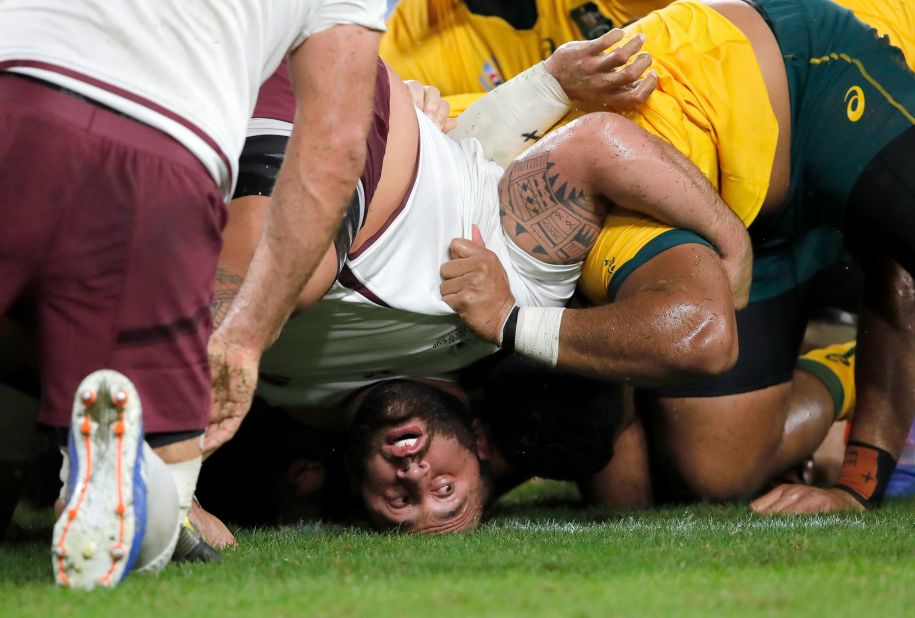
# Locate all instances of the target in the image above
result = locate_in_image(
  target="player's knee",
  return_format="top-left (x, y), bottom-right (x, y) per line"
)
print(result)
top-left (662, 413), bottom-right (778, 501)
top-left (675, 452), bottom-right (767, 501)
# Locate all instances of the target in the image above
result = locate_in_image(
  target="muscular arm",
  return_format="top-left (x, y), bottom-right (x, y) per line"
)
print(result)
top-left (559, 243), bottom-right (738, 385)
top-left (204, 25), bottom-right (379, 454)
top-left (214, 25), bottom-right (379, 353)
top-left (211, 196), bottom-right (269, 329)
top-left (583, 116), bottom-right (752, 307)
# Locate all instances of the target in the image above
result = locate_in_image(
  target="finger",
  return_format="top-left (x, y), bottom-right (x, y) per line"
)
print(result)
top-left (440, 289), bottom-right (460, 311)
top-left (204, 414), bottom-right (243, 454)
top-left (471, 224), bottom-right (484, 246)
top-left (422, 87), bottom-right (447, 129)
top-left (402, 80), bottom-right (425, 109)
top-left (448, 236), bottom-right (487, 259)
top-left (628, 70), bottom-right (658, 103)
top-left (773, 496), bottom-right (823, 515)
top-left (751, 483), bottom-right (807, 513)
top-left (749, 486), bottom-right (786, 513)
top-left (598, 33), bottom-right (646, 69)
top-left (422, 84), bottom-right (442, 107)
top-left (440, 273), bottom-right (475, 298)
top-left (585, 28), bottom-right (625, 54)
top-left (436, 98), bottom-right (453, 129)
top-left (613, 51), bottom-right (652, 81)
top-left (604, 71), bottom-right (656, 111)
top-left (440, 253), bottom-right (487, 280)
top-left (203, 423), bottom-right (226, 455)
top-left (764, 488), bottom-right (809, 514)
top-left (596, 51), bottom-right (651, 87)
top-left (444, 117), bottom-right (458, 133)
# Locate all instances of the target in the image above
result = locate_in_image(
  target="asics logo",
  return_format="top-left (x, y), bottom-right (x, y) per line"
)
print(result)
top-left (845, 86), bottom-right (865, 122)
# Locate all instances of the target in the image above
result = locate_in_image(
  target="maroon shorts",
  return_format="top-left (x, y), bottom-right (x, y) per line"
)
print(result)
top-left (0, 73), bottom-right (226, 433)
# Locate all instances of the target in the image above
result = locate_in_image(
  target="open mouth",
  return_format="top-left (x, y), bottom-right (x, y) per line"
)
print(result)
top-left (383, 424), bottom-right (427, 458)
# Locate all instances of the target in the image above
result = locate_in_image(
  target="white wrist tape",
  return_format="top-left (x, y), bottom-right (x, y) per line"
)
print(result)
top-left (515, 307), bottom-right (564, 366)
top-left (450, 62), bottom-right (571, 168)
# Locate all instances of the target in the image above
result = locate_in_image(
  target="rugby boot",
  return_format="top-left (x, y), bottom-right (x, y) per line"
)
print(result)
top-left (51, 370), bottom-right (147, 589)
top-left (171, 515), bottom-right (220, 563)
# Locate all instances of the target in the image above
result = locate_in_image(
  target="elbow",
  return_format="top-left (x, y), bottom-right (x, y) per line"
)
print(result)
top-left (328, 129), bottom-right (369, 180)
top-left (291, 115), bottom-right (369, 183)
top-left (671, 305), bottom-right (738, 378)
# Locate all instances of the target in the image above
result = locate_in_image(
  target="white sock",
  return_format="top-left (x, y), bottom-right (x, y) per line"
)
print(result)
top-left (165, 454), bottom-right (202, 525)
top-left (134, 444), bottom-right (180, 572)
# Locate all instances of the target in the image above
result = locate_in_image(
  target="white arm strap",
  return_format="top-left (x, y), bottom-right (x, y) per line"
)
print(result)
top-left (449, 62), bottom-right (571, 168)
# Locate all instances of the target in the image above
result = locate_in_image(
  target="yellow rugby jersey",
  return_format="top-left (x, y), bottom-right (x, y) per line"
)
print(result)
top-left (580, 0), bottom-right (778, 303)
top-left (380, 0), bottom-right (669, 97)
top-left (578, 210), bottom-right (714, 302)
top-left (833, 0), bottom-right (915, 69)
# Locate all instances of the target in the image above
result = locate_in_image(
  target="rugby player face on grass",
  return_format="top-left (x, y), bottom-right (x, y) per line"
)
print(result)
top-left (345, 381), bottom-right (491, 533)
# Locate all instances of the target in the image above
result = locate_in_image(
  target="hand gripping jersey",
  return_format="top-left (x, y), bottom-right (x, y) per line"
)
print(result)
top-left (581, 0), bottom-right (915, 306)
top-left (246, 63), bottom-right (579, 407)
top-left (0, 0), bottom-right (386, 198)
top-left (380, 0), bottom-right (669, 109)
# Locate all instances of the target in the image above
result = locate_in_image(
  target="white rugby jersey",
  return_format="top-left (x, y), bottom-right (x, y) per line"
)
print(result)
top-left (257, 107), bottom-right (579, 407)
top-left (0, 0), bottom-right (386, 198)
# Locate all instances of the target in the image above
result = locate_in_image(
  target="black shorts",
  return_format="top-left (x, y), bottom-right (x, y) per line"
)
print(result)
top-left (232, 135), bottom-right (287, 199)
top-left (649, 283), bottom-right (813, 398)
top-left (232, 134), bottom-right (363, 273)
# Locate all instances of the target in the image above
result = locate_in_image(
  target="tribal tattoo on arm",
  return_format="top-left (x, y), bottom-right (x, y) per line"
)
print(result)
top-left (211, 267), bottom-right (245, 329)
top-left (498, 153), bottom-right (606, 265)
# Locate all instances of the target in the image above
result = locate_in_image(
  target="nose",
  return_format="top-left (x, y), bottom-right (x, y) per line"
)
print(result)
top-left (396, 460), bottom-right (430, 485)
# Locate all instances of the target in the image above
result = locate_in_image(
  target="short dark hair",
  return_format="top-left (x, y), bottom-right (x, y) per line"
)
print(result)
top-left (478, 354), bottom-right (624, 481)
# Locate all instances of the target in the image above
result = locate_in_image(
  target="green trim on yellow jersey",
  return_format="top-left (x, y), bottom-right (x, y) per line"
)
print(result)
top-left (579, 209), bottom-right (714, 305)
top-left (607, 230), bottom-right (713, 299)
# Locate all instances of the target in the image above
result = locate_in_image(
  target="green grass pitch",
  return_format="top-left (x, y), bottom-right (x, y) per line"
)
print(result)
top-left (2, 481), bottom-right (914, 618)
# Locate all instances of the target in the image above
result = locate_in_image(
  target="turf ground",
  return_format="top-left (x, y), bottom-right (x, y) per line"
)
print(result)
top-left (2, 481), bottom-right (914, 618)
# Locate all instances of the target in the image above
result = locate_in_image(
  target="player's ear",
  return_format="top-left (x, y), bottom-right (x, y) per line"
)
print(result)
top-left (471, 417), bottom-right (493, 461)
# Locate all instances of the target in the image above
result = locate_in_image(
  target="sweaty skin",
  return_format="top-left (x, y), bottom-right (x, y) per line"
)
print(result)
top-left (206, 25), bottom-right (382, 456)
top-left (215, 40), bottom-right (755, 529)
top-left (360, 429), bottom-right (486, 533)
top-left (443, 0), bottom-right (915, 510)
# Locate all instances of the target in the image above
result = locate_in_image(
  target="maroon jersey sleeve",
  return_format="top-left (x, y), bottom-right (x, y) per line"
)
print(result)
top-left (250, 57), bottom-right (390, 207)
top-left (252, 59), bottom-right (296, 123)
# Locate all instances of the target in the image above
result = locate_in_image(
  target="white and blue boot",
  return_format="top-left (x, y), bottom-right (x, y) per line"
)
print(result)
top-left (52, 370), bottom-right (147, 589)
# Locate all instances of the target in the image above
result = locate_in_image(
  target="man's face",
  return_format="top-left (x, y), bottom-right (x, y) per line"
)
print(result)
top-left (346, 383), bottom-right (487, 533)
top-left (359, 420), bottom-right (486, 532)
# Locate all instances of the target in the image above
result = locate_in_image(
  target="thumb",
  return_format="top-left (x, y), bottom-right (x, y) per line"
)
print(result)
top-left (471, 224), bottom-right (485, 247)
